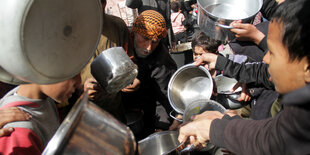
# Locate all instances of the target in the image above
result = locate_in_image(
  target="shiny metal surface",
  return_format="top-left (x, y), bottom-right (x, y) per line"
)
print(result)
top-left (138, 131), bottom-right (180, 155)
top-left (214, 75), bottom-right (241, 94)
top-left (183, 99), bottom-right (225, 151)
top-left (0, 67), bottom-right (26, 85)
top-left (214, 75), bottom-right (246, 109)
top-left (0, 0), bottom-right (102, 84)
top-left (183, 99), bottom-right (226, 123)
top-left (91, 47), bottom-right (138, 94)
top-left (197, 0), bottom-right (263, 41)
top-left (43, 93), bottom-right (137, 155)
top-left (168, 64), bottom-right (213, 114)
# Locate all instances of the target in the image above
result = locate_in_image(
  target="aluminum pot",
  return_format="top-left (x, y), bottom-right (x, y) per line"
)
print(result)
top-left (43, 94), bottom-right (137, 155)
top-left (183, 99), bottom-right (226, 123)
top-left (168, 64), bottom-right (213, 114)
top-left (183, 99), bottom-right (226, 151)
top-left (91, 47), bottom-right (138, 94)
top-left (0, 0), bottom-right (102, 84)
top-left (138, 131), bottom-right (180, 155)
top-left (197, 0), bottom-right (263, 41)
top-left (214, 75), bottom-right (246, 109)
top-left (0, 67), bottom-right (26, 85)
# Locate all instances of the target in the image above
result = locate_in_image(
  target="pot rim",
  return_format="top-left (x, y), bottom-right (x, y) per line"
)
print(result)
top-left (197, 0), bottom-right (263, 21)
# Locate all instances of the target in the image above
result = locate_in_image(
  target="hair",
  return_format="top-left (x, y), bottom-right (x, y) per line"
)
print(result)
top-left (271, 0), bottom-right (310, 62)
top-left (101, 0), bottom-right (106, 4)
top-left (191, 31), bottom-right (222, 53)
top-left (171, 1), bottom-right (181, 13)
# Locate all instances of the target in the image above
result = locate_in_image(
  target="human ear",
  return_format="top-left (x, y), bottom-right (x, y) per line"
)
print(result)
top-left (304, 62), bottom-right (310, 83)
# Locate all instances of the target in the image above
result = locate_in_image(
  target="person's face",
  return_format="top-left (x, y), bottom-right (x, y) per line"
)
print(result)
top-left (40, 74), bottom-right (82, 103)
top-left (264, 20), bottom-right (309, 94)
top-left (193, 46), bottom-right (214, 61)
top-left (134, 33), bottom-right (160, 58)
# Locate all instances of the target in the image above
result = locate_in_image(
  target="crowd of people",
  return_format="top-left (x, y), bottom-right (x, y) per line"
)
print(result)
top-left (0, 0), bottom-right (309, 154)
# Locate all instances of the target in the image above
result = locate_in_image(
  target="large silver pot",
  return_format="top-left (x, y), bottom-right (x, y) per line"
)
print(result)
top-left (43, 94), bottom-right (137, 155)
top-left (168, 64), bottom-right (213, 114)
top-left (91, 47), bottom-right (138, 94)
top-left (197, 0), bottom-right (263, 41)
top-left (0, 0), bottom-right (102, 84)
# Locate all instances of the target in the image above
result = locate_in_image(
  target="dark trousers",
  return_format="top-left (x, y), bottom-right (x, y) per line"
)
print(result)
top-left (174, 31), bottom-right (187, 44)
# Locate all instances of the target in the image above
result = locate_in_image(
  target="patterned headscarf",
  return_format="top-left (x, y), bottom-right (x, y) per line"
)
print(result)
top-left (131, 10), bottom-right (168, 40)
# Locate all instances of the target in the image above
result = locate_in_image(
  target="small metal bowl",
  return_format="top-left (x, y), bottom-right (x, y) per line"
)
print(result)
top-left (168, 64), bottom-right (213, 114)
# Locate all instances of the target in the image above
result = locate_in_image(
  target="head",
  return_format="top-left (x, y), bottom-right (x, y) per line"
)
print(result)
top-left (39, 74), bottom-right (82, 103)
top-left (171, 2), bottom-right (181, 13)
top-left (263, 0), bottom-right (310, 94)
top-left (131, 10), bottom-right (167, 58)
top-left (191, 31), bottom-right (222, 61)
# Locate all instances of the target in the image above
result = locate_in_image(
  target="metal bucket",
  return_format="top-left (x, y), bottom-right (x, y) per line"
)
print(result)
top-left (43, 94), bottom-right (137, 155)
top-left (197, 0), bottom-right (263, 41)
top-left (168, 64), bottom-right (213, 114)
top-left (0, 0), bottom-right (102, 84)
top-left (91, 47), bottom-right (138, 94)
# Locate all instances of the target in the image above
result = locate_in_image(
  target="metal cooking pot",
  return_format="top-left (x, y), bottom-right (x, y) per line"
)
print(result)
top-left (183, 99), bottom-right (226, 151)
top-left (197, 0), bottom-right (263, 41)
top-left (0, 67), bottom-right (26, 85)
top-left (0, 0), bottom-right (102, 84)
top-left (91, 47), bottom-right (138, 94)
top-left (214, 75), bottom-right (246, 109)
top-left (138, 131), bottom-right (180, 155)
top-left (183, 99), bottom-right (226, 123)
top-left (168, 64), bottom-right (213, 114)
top-left (43, 94), bottom-right (137, 155)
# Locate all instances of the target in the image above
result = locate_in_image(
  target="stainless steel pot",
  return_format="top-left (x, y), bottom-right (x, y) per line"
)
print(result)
top-left (91, 47), bottom-right (138, 94)
top-left (214, 75), bottom-right (246, 109)
top-left (197, 0), bottom-right (263, 41)
top-left (168, 64), bottom-right (213, 114)
top-left (183, 99), bottom-right (226, 123)
top-left (43, 94), bottom-right (137, 155)
top-left (0, 0), bottom-right (102, 84)
top-left (0, 67), bottom-right (26, 85)
top-left (138, 131), bottom-right (180, 155)
top-left (183, 99), bottom-right (225, 151)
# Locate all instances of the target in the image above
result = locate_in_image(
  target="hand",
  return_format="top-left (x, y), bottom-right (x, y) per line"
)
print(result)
top-left (224, 110), bottom-right (239, 117)
top-left (121, 78), bottom-right (141, 93)
top-left (230, 21), bottom-right (265, 45)
top-left (83, 77), bottom-right (105, 101)
top-left (193, 53), bottom-right (218, 70)
top-left (0, 107), bottom-right (32, 137)
top-left (231, 82), bottom-right (251, 102)
top-left (178, 111), bottom-right (224, 147)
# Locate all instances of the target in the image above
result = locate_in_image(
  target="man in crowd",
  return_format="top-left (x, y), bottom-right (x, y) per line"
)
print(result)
top-left (178, 0), bottom-right (310, 154)
top-left (122, 10), bottom-right (177, 139)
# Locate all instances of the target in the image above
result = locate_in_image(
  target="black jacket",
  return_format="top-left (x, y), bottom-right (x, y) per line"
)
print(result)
top-left (215, 55), bottom-right (274, 90)
top-left (210, 84), bottom-right (310, 155)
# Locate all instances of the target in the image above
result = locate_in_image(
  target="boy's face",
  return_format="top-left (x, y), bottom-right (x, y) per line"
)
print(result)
top-left (193, 46), bottom-right (214, 61)
top-left (264, 20), bottom-right (309, 94)
top-left (40, 74), bottom-right (81, 103)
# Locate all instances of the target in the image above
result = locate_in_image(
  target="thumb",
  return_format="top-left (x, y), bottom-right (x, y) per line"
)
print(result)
top-left (0, 128), bottom-right (14, 137)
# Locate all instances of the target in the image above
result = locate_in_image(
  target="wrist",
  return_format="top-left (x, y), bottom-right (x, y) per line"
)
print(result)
top-left (253, 31), bottom-right (265, 45)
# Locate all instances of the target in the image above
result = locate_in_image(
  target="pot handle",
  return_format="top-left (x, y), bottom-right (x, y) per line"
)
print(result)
top-left (215, 22), bottom-right (234, 29)
top-left (169, 110), bottom-right (183, 122)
